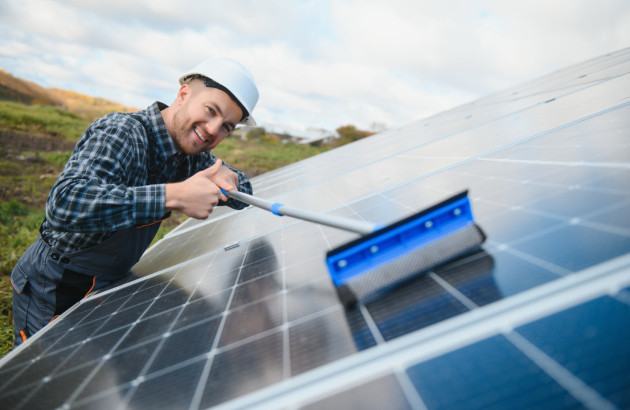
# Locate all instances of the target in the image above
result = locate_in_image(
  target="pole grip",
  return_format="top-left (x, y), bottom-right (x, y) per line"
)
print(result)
top-left (222, 189), bottom-right (377, 236)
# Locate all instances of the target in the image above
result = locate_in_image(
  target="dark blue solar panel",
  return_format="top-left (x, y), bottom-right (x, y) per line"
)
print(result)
top-left (407, 334), bottom-right (584, 409)
top-left (516, 295), bottom-right (630, 409)
top-left (405, 293), bottom-right (630, 410)
top-left (1, 47), bottom-right (629, 409)
top-left (512, 224), bottom-right (630, 272)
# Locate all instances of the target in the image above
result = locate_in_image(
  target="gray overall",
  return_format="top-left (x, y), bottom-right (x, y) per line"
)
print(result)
top-left (10, 220), bottom-right (161, 347)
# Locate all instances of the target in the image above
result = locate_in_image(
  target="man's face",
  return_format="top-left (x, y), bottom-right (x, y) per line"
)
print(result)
top-left (171, 82), bottom-right (243, 155)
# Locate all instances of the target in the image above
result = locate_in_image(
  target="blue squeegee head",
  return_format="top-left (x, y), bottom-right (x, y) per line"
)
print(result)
top-left (326, 191), bottom-right (486, 306)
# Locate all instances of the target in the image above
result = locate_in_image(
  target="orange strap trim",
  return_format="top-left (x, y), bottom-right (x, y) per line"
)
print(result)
top-left (136, 218), bottom-right (165, 229)
top-left (10, 279), bottom-right (21, 295)
top-left (47, 278), bottom-right (95, 327)
top-left (84, 277), bottom-right (97, 298)
top-left (20, 330), bottom-right (27, 343)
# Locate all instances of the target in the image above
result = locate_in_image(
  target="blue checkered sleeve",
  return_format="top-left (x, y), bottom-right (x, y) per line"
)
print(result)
top-left (45, 114), bottom-right (166, 233)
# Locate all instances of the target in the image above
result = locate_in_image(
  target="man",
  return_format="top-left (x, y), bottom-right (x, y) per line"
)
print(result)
top-left (10, 58), bottom-right (258, 347)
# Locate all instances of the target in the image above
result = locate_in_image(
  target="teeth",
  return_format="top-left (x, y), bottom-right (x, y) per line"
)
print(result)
top-left (194, 128), bottom-right (207, 142)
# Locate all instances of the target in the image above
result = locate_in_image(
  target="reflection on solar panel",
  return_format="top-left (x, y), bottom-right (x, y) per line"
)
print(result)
top-left (1, 48), bottom-right (629, 409)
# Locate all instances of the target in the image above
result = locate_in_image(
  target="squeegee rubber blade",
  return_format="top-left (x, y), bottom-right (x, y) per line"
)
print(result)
top-left (326, 191), bottom-right (486, 306)
top-left (346, 223), bottom-right (485, 305)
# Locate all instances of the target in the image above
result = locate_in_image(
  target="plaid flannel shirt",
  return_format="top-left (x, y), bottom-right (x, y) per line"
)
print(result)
top-left (40, 102), bottom-right (252, 254)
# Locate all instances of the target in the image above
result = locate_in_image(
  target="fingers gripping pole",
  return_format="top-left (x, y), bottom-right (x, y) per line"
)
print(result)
top-left (222, 189), bottom-right (378, 236)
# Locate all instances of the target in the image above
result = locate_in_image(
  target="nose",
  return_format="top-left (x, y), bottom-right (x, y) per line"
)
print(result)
top-left (205, 118), bottom-right (223, 138)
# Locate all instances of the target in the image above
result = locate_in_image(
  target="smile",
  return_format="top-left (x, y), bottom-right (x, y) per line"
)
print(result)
top-left (194, 128), bottom-right (208, 143)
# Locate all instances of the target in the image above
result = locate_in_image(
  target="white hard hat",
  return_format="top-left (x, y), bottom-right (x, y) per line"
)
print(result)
top-left (179, 58), bottom-right (259, 126)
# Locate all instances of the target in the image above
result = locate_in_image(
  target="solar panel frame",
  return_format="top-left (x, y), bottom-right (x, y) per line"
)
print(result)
top-left (1, 47), bottom-right (629, 410)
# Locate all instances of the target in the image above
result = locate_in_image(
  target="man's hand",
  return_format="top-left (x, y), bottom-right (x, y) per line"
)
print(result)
top-left (165, 159), bottom-right (237, 219)
top-left (207, 160), bottom-right (239, 199)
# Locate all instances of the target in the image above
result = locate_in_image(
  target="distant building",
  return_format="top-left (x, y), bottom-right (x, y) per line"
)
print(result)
top-left (241, 123), bottom-right (339, 145)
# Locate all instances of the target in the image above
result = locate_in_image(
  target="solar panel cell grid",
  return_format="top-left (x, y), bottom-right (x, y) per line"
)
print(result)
top-left (406, 293), bottom-right (630, 410)
top-left (1, 48), bottom-right (629, 409)
top-left (407, 334), bottom-right (584, 409)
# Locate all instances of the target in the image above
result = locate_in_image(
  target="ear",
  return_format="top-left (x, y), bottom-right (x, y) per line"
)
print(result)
top-left (175, 84), bottom-right (192, 107)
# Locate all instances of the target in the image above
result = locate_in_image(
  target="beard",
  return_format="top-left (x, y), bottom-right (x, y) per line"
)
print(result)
top-left (171, 110), bottom-right (206, 155)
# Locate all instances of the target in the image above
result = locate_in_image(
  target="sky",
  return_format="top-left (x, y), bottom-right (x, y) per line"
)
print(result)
top-left (0, 0), bottom-right (629, 133)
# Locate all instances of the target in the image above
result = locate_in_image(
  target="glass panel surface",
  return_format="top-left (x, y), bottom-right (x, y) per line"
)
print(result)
top-left (1, 48), bottom-right (628, 410)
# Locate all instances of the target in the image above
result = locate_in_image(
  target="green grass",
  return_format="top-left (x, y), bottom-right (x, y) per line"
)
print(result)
top-left (213, 137), bottom-right (329, 174)
top-left (37, 151), bottom-right (73, 168)
top-left (0, 101), bottom-right (90, 141)
top-left (0, 154), bottom-right (66, 208)
top-left (0, 201), bottom-right (44, 277)
top-left (0, 201), bottom-right (45, 356)
top-left (0, 275), bottom-right (14, 357)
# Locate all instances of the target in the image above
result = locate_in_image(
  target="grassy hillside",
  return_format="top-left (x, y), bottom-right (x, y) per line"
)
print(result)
top-left (0, 69), bottom-right (137, 119)
top-left (47, 88), bottom-right (137, 119)
top-left (0, 100), bottom-right (92, 140)
top-left (0, 69), bottom-right (61, 106)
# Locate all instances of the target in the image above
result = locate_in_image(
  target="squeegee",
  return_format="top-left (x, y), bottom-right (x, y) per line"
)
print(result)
top-left (221, 189), bottom-right (486, 307)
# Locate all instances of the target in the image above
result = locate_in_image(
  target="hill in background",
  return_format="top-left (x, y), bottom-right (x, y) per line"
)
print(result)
top-left (0, 69), bottom-right (59, 105)
top-left (0, 69), bottom-right (138, 120)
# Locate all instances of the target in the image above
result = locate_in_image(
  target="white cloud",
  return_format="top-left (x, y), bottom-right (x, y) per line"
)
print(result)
top-left (0, 0), bottom-right (628, 131)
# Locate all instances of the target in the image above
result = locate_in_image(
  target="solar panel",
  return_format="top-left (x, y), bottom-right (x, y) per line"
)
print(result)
top-left (1, 47), bottom-right (629, 409)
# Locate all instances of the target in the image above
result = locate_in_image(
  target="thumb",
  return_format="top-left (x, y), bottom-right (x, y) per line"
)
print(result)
top-left (200, 159), bottom-right (223, 178)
